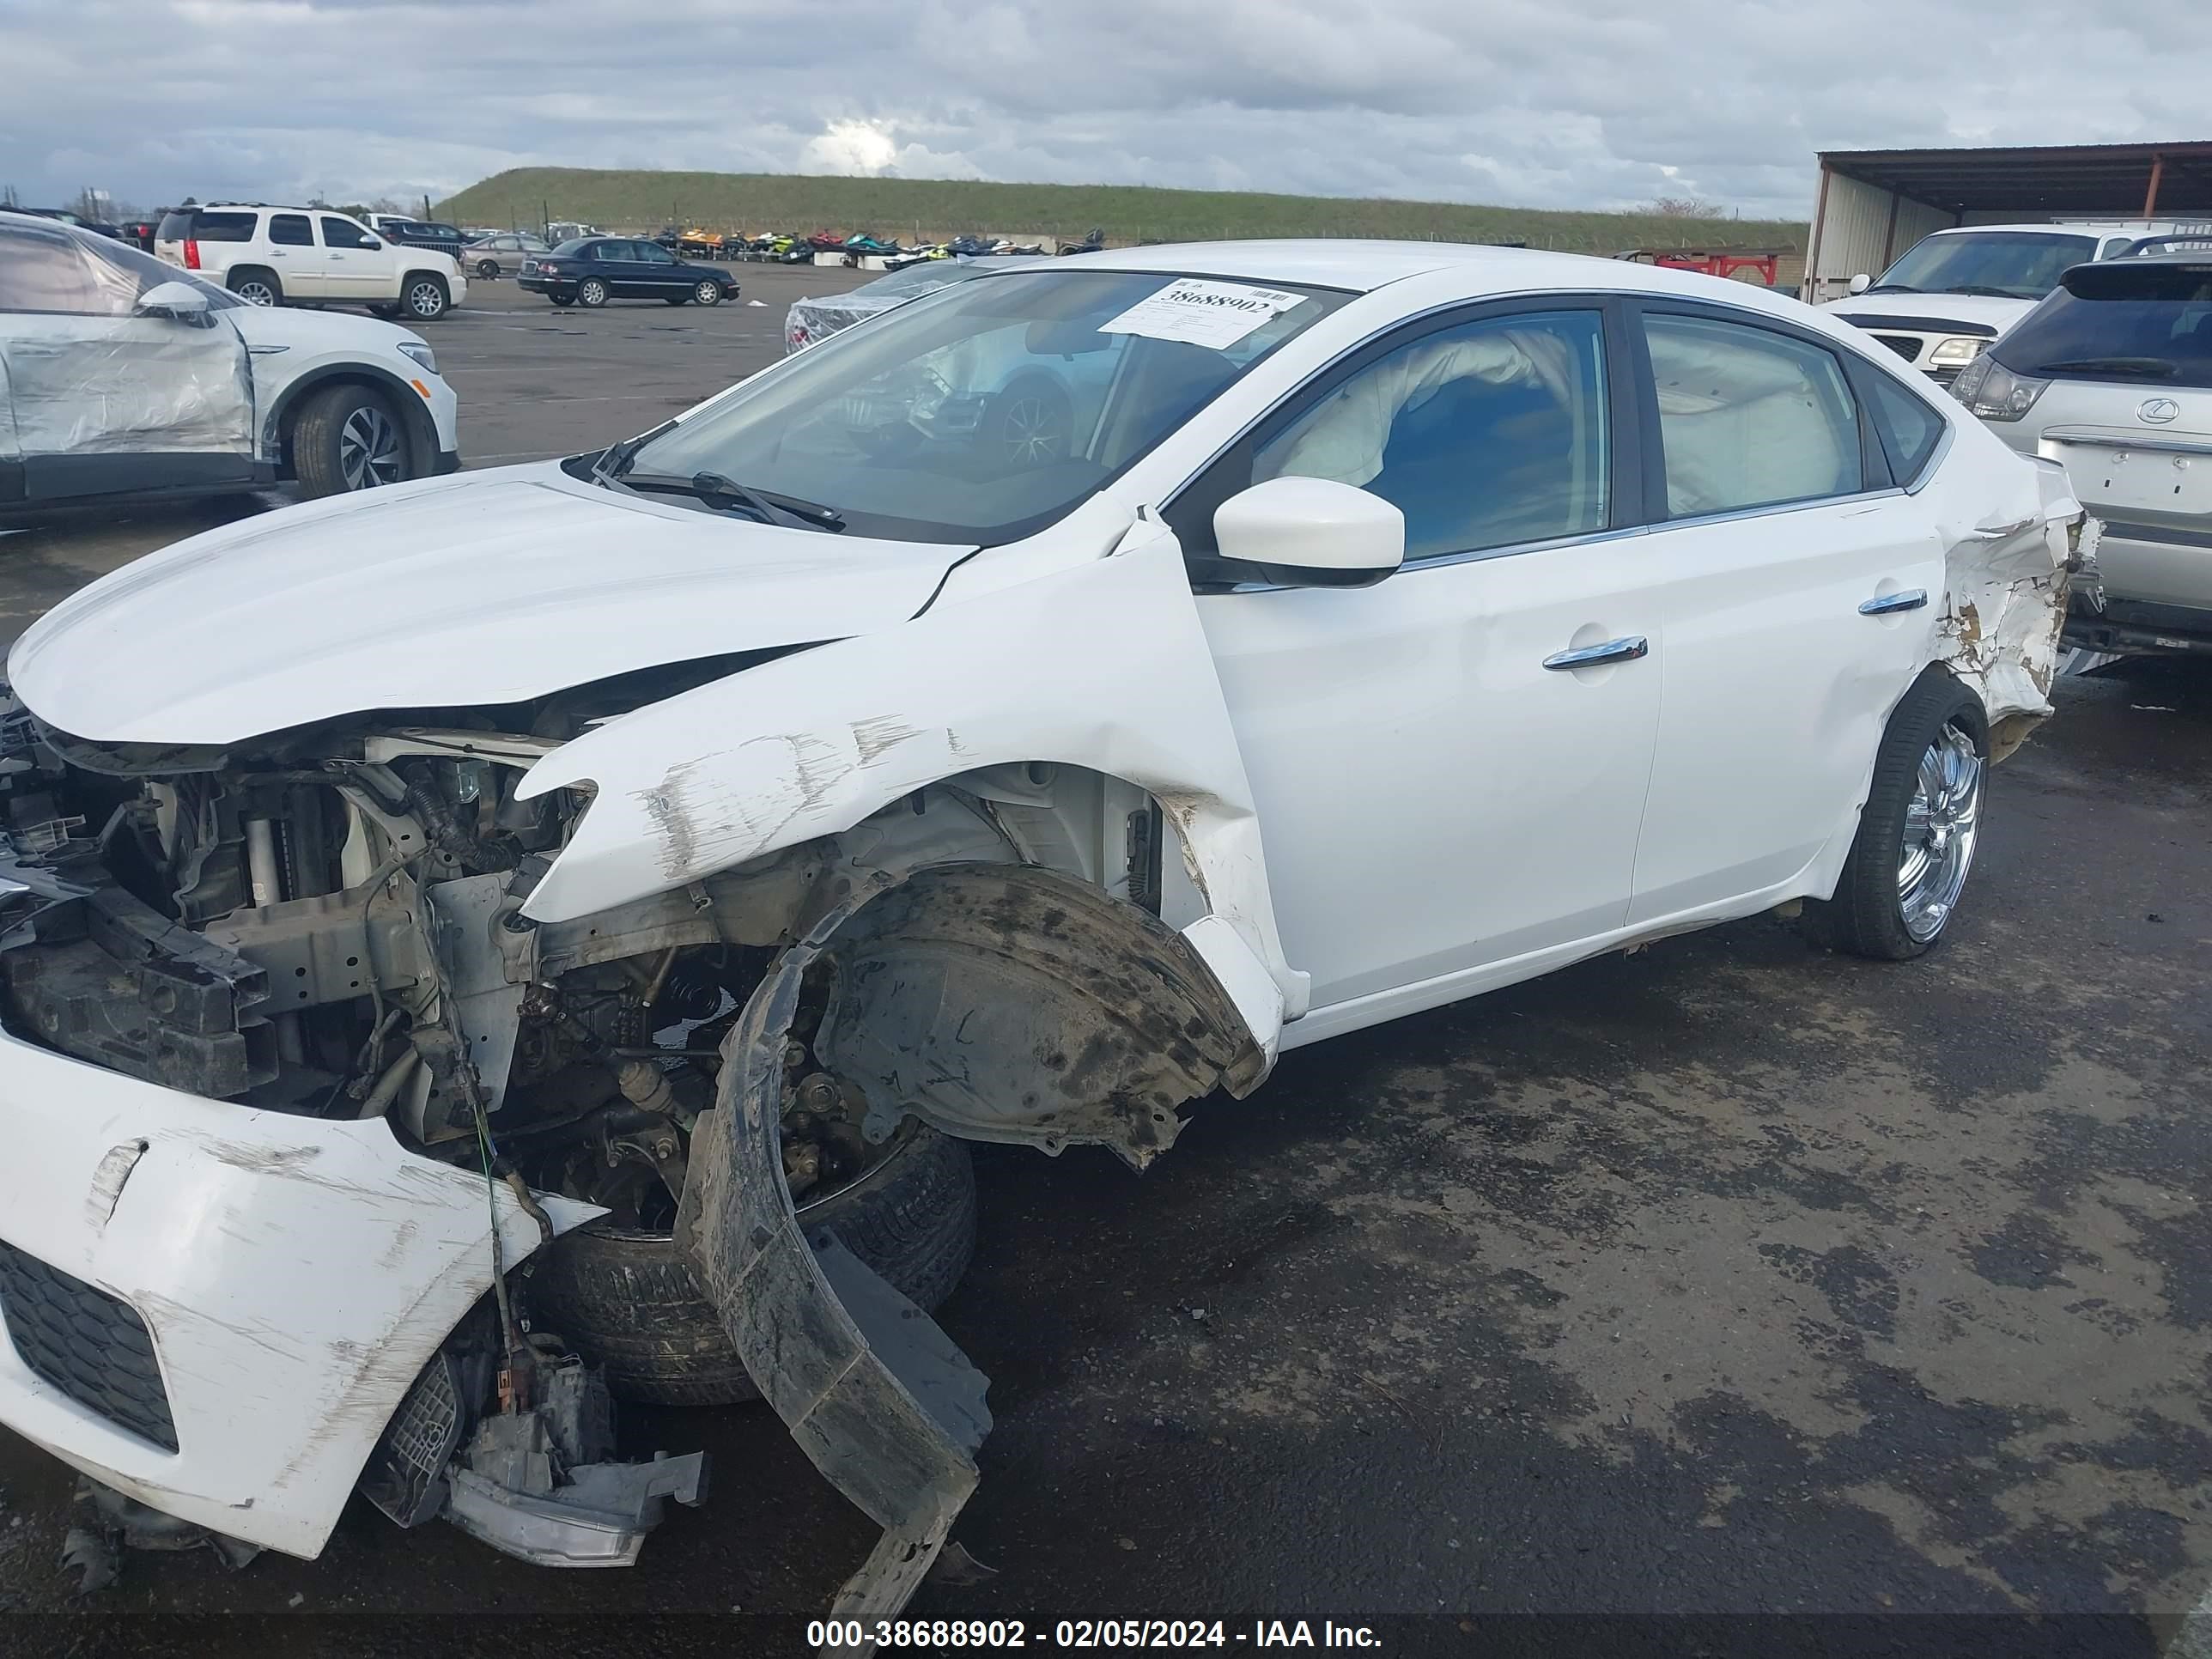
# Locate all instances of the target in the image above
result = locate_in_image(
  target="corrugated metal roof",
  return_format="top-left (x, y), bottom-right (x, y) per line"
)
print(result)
top-left (1818, 142), bottom-right (2212, 215)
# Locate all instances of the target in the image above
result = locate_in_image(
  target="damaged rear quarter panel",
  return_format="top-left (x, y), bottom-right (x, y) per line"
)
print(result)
top-left (515, 521), bottom-right (1304, 1073)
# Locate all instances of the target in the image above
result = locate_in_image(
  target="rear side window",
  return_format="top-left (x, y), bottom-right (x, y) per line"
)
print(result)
top-left (185, 211), bottom-right (255, 243)
top-left (268, 214), bottom-right (312, 247)
top-left (1642, 312), bottom-right (1863, 517)
top-left (1996, 264), bottom-right (2212, 390)
top-left (1862, 372), bottom-right (1948, 484)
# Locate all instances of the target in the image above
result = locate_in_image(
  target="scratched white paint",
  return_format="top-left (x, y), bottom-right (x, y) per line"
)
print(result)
top-left (0, 1027), bottom-right (594, 1558)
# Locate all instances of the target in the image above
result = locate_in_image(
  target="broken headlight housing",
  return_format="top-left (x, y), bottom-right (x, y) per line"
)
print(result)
top-left (1948, 354), bottom-right (2049, 422)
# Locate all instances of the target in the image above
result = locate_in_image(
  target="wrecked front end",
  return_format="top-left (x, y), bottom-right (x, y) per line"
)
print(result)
top-left (0, 584), bottom-right (1282, 1628)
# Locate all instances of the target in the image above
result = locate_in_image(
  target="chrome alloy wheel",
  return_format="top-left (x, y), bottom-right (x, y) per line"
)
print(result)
top-left (337, 404), bottom-right (404, 489)
top-left (1899, 723), bottom-right (1982, 942)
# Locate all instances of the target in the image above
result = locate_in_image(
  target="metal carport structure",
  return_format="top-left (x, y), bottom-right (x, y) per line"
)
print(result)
top-left (1804, 141), bottom-right (2212, 301)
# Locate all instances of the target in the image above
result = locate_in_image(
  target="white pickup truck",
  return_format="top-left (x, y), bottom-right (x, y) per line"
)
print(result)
top-left (1823, 221), bottom-right (2200, 385)
top-left (155, 204), bottom-right (466, 321)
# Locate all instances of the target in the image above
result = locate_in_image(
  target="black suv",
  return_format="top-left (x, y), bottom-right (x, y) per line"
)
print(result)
top-left (380, 221), bottom-right (466, 258)
top-left (518, 238), bottom-right (743, 308)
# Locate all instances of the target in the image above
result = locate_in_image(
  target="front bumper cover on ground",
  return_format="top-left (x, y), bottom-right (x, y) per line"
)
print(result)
top-left (0, 1028), bottom-right (591, 1558)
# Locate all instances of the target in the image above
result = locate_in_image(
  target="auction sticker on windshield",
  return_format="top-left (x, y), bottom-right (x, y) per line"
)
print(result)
top-left (1098, 277), bottom-right (1308, 349)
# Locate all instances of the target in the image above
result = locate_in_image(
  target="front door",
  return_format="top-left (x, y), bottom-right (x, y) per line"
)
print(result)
top-left (318, 214), bottom-right (394, 301)
top-left (0, 218), bottom-right (256, 501)
top-left (1624, 305), bottom-right (1947, 923)
top-left (1173, 303), bottom-right (1668, 1025)
top-left (631, 240), bottom-right (685, 295)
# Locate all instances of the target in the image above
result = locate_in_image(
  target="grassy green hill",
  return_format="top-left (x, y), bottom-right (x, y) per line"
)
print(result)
top-left (438, 167), bottom-right (1805, 260)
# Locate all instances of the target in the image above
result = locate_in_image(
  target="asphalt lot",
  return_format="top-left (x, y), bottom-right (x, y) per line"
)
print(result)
top-left (2, 272), bottom-right (2210, 1656)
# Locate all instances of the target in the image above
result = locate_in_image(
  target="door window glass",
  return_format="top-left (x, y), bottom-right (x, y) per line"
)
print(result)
top-left (592, 242), bottom-right (624, 261)
top-left (319, 216), bottom-right (377, 250)
top-left (1249, 309), bottom-right (1611, 560)
top-left (637, 243), bottom-right (675, 264)
top-left (1642, 313), bottom-right (1862, 516)
top-left (268, 214), bottom-right (313, 247)
top-left (1862, 370), bottom-right (1947, 484)
top-left (0, 222), bottom-right (134, 314)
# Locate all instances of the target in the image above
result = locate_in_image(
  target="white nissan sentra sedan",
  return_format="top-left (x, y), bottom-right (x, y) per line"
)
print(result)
top-left (0, 243), bottom-right (2074, 1620)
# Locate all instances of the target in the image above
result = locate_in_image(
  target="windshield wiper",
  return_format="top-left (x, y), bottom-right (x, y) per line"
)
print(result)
top-left (1936, 284), bottom-right (2027, 299)
top-left (2033, 356), bottom-right (2180, 379)
top-left (617, 470), bottom-right (846, 532)
top-left (1863, 283), bottom-right (1919, 295)
top-left (592, 419), bottom-right (678, 483)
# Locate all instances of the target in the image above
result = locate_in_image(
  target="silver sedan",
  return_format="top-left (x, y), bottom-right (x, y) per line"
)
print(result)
top-left (460, 232), bottom-right (553, 278)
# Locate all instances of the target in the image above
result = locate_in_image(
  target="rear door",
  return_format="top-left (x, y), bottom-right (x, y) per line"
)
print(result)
top-left (1624, 304), bottom-right (1945, 924)
top-left (263, 211), bottom-right (320, 299)
top-left (0, 218), bottom-right (255, 502)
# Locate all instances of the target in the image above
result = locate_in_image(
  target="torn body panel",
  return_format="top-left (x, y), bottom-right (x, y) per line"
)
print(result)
top-left (517, 518), bottom-right (1304, 1091)
top-left (1932, 454), bottom-right (2081, 759)
top-left (680, 885), bottom-right (994, 1648)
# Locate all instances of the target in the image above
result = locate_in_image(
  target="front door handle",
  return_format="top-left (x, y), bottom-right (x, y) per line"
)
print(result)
top-left (1543, 635), bottom-right (1649, 671)
top-left (1858, 589), bottom-right (1928, 616)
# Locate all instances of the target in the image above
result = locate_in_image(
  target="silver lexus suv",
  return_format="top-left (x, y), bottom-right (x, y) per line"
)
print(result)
top-left (1953, 245), bottom-right (2212, 655)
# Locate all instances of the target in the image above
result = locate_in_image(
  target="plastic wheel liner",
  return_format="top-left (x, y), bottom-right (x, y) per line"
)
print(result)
top-left (679, 863), bottom-right (1265, 1647)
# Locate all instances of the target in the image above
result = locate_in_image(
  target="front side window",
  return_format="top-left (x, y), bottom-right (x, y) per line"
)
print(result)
top-left (1872, 232), bottom-right (2097, 301)
top-left (1644, 313), bottom-right (1862, 517)
top-left (0, 222), bottom-right (130, 314)
top-left (269, 214), bottom-right (312, 247)
top-left (320, 216), bottom-right (376, 250)
top-left (617, 269), bottom-right (1349, 545)
top-left (1249, 309), bottom-right (1611, 560)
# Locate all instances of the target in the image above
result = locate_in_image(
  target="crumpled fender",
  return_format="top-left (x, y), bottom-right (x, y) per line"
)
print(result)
top-left (515, 514), bottom-right (1305, 1068)
top-left (1932, 453), bottom-right (2080, 756)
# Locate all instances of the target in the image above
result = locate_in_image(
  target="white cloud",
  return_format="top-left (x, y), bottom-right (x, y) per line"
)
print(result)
top-left (0, 0), bottom-right (2205, 222)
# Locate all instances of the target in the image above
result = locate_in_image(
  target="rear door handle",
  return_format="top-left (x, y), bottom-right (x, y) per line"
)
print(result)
top-left (1543, 635), bottom-right (1649, 671)
top-left (1858, 589), bottom-right (1928, 616)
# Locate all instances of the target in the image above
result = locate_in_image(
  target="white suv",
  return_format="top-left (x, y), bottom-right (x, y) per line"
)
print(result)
top-left (154, 204), bottom-right (466, 320)
top-left (1, 210), bottom-right (459, 501)
top-left (1824, 222), bottom-right (2198, 384)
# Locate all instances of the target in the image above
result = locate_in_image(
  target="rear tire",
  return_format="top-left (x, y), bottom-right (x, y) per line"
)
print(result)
top-left (475, 258), bottom-right (499, 279)
top-left (290, 383), bottom-right (414, 497)
top-left (548, 290), bottom-right (574, 307)
top-left (228, 268), bottom-right (282, 307)
top-left (525, 1123), bottom-right (977, 1407)
top-left (1809, 670), bottom-right (1987, 961)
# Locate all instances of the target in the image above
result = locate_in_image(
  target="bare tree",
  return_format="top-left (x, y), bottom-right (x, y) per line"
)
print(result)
top-left (1643, 195), bottom-right (1726, 219)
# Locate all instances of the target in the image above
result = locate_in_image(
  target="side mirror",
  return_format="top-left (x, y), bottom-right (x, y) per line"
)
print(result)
top-left (135, 281), bottom-right (211, 320)
top-left (1847, 272), bottom-right (1872, 295)
top-left (1212, 476), bottom-right (1404, 588)
top-left (362, 237), bottom-right (383, 250)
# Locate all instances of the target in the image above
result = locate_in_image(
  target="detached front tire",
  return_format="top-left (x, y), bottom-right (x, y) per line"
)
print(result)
top-left (525, 1121), bottom-right (977, 1407)
top-left (1812, 671), bottom-right (1987, 961)
top-left (289, 383), bottom-right (414, 497)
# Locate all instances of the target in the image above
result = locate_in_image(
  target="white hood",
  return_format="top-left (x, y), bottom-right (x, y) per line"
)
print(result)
top-left (1821, 291), bottom-right (2036, 335)
top-left (8, 463), bottom-right (972, 746)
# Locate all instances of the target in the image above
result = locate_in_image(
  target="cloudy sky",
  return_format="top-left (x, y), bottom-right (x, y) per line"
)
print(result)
top-left (3, 0), bottom-right (2204, 221)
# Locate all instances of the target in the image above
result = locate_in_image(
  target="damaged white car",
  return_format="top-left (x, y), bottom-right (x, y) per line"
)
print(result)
top-left (0, 243), bottom-right (2077, 1626)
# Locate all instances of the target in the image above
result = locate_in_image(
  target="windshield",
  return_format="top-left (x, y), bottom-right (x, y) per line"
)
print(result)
top-left (618, 268), bottom-right (1351, 544)
top-left (1873, 232), bottom-right (2097, 301)
top-left (1996, 264), bottom-right (2212, 387)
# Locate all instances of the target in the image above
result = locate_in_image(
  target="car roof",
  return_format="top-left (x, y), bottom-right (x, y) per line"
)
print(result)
top-left (1046, 237), bottom-right (1822, 320)
top-left (1919, 223), bottom-right (2111, 238)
